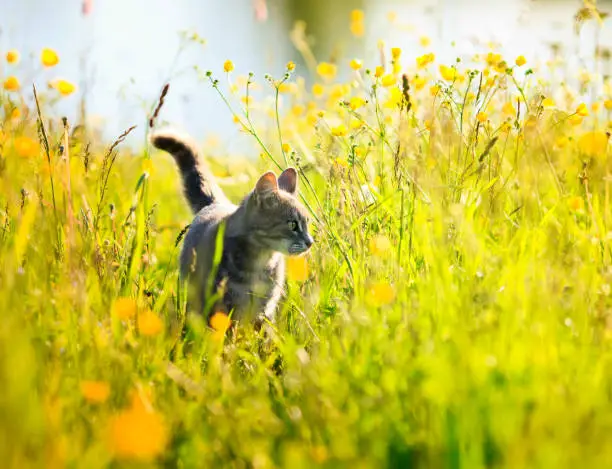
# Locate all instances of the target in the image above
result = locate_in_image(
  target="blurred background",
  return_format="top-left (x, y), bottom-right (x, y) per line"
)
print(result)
top-left (1, 0), bottom-right (610, 149)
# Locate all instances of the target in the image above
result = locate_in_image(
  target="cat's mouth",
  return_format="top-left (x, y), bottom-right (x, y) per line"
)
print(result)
top-left (288, 242), bottom-right (312, 255)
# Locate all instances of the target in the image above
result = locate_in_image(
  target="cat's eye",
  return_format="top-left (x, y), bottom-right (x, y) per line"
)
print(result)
top-left (287, 220), bottom-right (299, 231)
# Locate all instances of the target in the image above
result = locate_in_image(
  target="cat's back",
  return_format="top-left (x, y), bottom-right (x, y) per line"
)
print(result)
top-left (179, 202), bottom-right (237, 277)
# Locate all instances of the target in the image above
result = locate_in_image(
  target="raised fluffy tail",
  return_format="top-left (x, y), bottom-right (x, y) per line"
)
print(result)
top-left (150, 129), bottom-right (227, 213)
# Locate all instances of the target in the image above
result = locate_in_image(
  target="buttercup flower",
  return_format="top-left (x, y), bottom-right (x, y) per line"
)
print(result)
top-left (41, 48), bottom-right (59, 67)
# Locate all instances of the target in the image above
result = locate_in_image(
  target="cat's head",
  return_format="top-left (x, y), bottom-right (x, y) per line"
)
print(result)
top-left (245, 168), bottom-right (314, 255)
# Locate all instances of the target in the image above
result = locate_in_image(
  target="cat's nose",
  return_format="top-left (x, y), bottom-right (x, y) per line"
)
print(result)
top-left (304, 234), bottom-right (314, 248)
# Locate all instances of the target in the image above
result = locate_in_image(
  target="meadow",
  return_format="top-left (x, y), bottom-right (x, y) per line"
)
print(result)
top-left (2, 7), bottom-right (612, 468)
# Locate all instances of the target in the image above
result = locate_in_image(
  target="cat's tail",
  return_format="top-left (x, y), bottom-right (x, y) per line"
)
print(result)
top-left (150, 129), bottom-right (228, 213)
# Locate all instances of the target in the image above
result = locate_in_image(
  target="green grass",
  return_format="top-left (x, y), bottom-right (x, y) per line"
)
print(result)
top-left (2, 37), bottom-right (612, 468)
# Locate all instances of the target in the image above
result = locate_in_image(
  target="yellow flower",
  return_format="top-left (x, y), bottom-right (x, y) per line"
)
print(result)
top-left (411, 76), bottom-right (426, 90)
top-left (416, 52), bottom-right (435, 68)
top-left (291, 104), bottom-right (305, 116)
top-left (374, 66), bottom-right (384, 78)
top-left (476, 112), bottom-right (488, 123)
top-left (13, 136), bottom-right (38, 158)
top-left (576, 103), bottom-right (589, 117)
top-left (381, 74), bottom-right (396, 87)
top-left (500, 121), bottom-right (512, 133)
top-left (502, 102), bottom-right (515, 116)
top-left (349, 96), bottom-right (365, 110)
top-left (542, 97), bottom-right (555, 108)
top-left (41, 48), bottom-right (59, 67)
top-left (555, 136), bottom-right (569, 148)
top-left (439, 65), bottom-right (457, 81)
top-left (80, 381), bottom-right (111, 404)
top-left (382, 87), bottom-right (402, 109)
top-left (6, 49), bottom-right (19, 64)
top-left (312, 83), bottom-right (325, 97)
top-left (3, 76), bottom-right (20, 91)
top-left (331, 124), bottom-right (347, 137)
top-left (316, 62), bottom-right (337, 80)
top-left (369, 235), bottom-right (391, 257)
top-left (569, 114), bottom-right (583, 126)
top-left (366, 282), bottom-right (396, 307)
top-left (429, 85), bottom-right (440, 96)
top-left (605, 99), bottom-right (612, 110)
top-left (350, 59), bottom-right (362, 71)
top-left (51, 79), bottom-right (76, 96)
top-left (351, 9), bottom-right (364, 22)
top-left (567, 196), bottom-right (585, 213)
top-left (334, 157), bottom-right (349, 168)
top-left (10, 108), bottom-right (21, 120)
top-left (109, 403), bottom-right (167, 460)
top-left (391, 47), bottom-right (402, 60)
top-left (577, 131), bottom-right (608, 157)
top-left (592, 102), bottom-right (601, 113)
top-left (515, 55), bottom-right (527, 67)
top-left (485, 52), bottom-right (502, 67)
top-left (113, 298), bottom-right (138, 320)
top-left (223, 60), bottom-right (234, 72)
top-left (210, 312), bottom-right (231, 340)
top-left (139, 310), bottom-right (163, 336)
top-left (350, 20), bottom-right (364, 37)
top-left (287, 256), bottom-right (309, 282)
top-left (419, 36), bottom-right (431, 47)
top-left (286, 61), bottom-right (296, 72)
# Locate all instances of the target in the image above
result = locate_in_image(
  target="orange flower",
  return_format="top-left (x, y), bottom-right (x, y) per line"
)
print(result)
top-left (139, 310), bottom-right (163, 336)
top-left (41, 48), bottom-right (59, 67)
top-left (80, 380), bottom-right (111, 404)
top-left (113, 298), bottom-right (138, 320)
top-left (287, 256), bottom-right (309, 282)
top-left (109, 402), bottom-right (167, 460)
top-left (209, 312), bottom-right (231, 341)
top-left (13, 136), bottom-right (38, 158)
top-left (3, 76), bottom-right (20, 92)
top-left (6, 49), bottom-right (19, 64)
top-left (567, 196), bottom-right (585, 213)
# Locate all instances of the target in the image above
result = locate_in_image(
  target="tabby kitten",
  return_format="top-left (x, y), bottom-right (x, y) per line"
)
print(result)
top-left (150, 129), bottom-right (313, 324)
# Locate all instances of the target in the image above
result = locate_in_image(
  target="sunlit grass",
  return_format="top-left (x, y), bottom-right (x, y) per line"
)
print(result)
top-left (2, 6), bottom-right (612, 468)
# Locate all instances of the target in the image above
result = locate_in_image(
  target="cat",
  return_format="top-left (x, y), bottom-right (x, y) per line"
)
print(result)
top-left (150, 129), bottom-right (313, 326)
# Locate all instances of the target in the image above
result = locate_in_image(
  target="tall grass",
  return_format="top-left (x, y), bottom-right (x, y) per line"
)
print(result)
top-left (2, 9), bottom-right (612, 468)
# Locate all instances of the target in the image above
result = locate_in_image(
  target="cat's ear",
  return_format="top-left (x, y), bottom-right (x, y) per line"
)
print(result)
top-left (278, 167), bottom-right (298, 195)
top-left (254, 171), bottom-right (278, 194)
